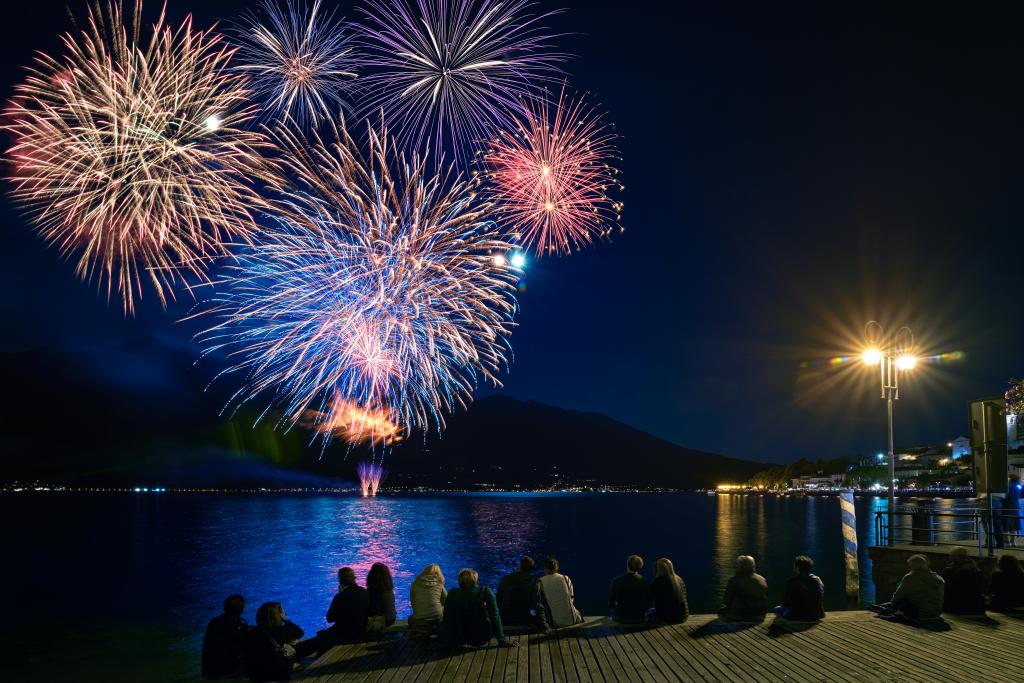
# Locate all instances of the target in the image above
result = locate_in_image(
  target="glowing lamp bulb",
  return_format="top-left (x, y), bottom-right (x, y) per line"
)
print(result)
top-left (203, 114), bottom-right (223, 132)
top-left (510, 252), bottom-right (526, 269)
top-left (862, 348), bottom-right (882, 366)
top-left (895, 354), bottom-right (917, 371)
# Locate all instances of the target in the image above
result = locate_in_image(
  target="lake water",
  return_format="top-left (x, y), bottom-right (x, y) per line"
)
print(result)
top-left (2, 492), bottom-right (972, 681)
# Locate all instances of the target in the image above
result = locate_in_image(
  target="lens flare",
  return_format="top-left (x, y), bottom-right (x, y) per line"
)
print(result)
top-left (197, 118), bottom-right (518, 448)
top-left (3, 1), bottom-right (270, 315)
top-left (355, 0), bottom-right (566, 163)
top-left (233, 0), bottom-right (359, 127)
top-left (483, 88), bottom-right (623, 255)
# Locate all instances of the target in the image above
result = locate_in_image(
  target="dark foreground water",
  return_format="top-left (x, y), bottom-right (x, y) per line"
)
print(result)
top-left (2, 492), bottom-right (970, 681)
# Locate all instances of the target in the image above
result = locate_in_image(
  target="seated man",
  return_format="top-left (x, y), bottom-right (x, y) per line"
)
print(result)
top-left (775, 555), bottom-right (825, 620)
top-left (718, 555), bottom-right (768, 622)
top-left (324, 566), bottom-right (370, 645)
top-left (497, 556), bottom-right (548, 630)
top-left (201, 594), bottom-right (247, 679)
top-left (882, 554), bottom-right (945, 622)
top-left (609, 555), bottom-right (649, 623)
top-left (940, 547), bottom-right (986, 615)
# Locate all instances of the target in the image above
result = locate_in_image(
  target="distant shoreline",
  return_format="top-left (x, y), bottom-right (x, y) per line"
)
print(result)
top-left (1, 484), bottom-right (980, 499)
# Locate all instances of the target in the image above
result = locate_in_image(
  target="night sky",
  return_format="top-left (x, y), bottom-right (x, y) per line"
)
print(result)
top-left (1, 1), bottom-right (1022, 465)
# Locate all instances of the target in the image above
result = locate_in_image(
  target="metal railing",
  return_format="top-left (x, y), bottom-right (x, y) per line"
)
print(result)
top-left (874, 505), bottom-right (1023, 557)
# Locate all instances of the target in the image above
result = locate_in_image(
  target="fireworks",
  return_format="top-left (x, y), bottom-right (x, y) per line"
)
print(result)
top-left (302, 392), bottom-right (405, 446)
top-left (357, 461), bottom-right (386, 496)
top-left (3, 2), bottom-right (269, 314)
top-left (355, 0), bottom-right (565, 162)
top-left (233, 0), bottom-right (359, 127)
top-left (483, 88), bottom-right (623, 255)
top-left (197, 118), bottom-right (519, 447)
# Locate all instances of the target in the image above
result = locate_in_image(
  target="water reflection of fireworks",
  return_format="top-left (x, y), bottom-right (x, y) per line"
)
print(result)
top-left (356, 462), bottom-right (386, 497)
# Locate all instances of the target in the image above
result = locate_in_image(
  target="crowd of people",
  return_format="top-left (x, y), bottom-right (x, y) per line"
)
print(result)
top-left (872, 549), bottom-right (1024, 623)
top-left (201, 549), bottom-right (1024, 681)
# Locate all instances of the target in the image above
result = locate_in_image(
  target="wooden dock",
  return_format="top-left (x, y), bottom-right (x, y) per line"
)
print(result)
top-left (292, 611), bottom-right (1024, 682)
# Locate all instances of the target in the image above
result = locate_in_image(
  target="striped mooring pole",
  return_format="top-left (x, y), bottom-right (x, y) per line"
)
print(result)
top-left (840, 489), bottom-right (860, 606)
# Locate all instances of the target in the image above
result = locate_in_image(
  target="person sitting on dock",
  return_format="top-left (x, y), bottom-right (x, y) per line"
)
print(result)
top-left (609, 554), bottom-right (650, 624)
top-left (539, 556), bottom-right (584, 629)
top-left (438, 568), bottom-right (512, 649)
top-left (881, 554), bottom-right (944, 623)
top-left (648, 557), bottom-right (689, 624)
top-left (774, 555), bottom-right (825, 620)
top-left (323, 566), bottom-right (370, 645)
top-left (718, 555), bottom-right (768, 622)
top-left (201, 593), bottom-right (247, 679)
top-left (244, 602), bottom-right (313, 682)
top-left (988, 554), bottom-right (1024, 612)
top-left (366, 562), bottom-right (397, 631)
top-left (940, 548), bottom-right (987, 615)
top-left (266, 602), bottom-right (318, 656)
top-left (497, 556), bottom-right (549, 631)
top-left (409, 563), bottom-right (447, 635)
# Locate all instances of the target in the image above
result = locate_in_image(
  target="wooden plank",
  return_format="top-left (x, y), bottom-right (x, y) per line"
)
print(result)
top-left (295, 613), bottom-right (1024, 683)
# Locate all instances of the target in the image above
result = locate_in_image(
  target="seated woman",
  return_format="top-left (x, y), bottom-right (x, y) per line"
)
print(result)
top-left (409, 563), bottom-right (447, 635)
top-left (539, 557), bottom-right (584, 629)
top-left (245, 602), bottom-right (317, 682)
top-left (366, 562), bottom-right (397, 632)
top-left (989, 554), bottom-right (1024, 612)
top-left (774, 555), bottom-right (825, 620)
top-left (438, 568), bottom-right (511, 649)
top-left (649, 557), bottom-right (689, 624)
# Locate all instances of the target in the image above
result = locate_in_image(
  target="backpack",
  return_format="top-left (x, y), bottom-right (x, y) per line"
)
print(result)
top-left (462, 587), bottom-right (493, 646)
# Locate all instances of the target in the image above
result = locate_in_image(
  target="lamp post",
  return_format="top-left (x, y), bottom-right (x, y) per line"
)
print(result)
top-left (862, 322), bottom-right (917, 545)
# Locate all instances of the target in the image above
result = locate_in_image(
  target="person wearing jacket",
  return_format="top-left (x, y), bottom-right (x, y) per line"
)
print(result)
top-left (774, 555), bottom-right (825, 620)
top-left (409, 563), bottom-right (447, 634)
top-left (941, 547), bottom-right (986, 615)
top-left (889, 554), bottom-right (945, 621)
top-left (324, 566), bottom-right (370, 644)
top-left (718, 555), bottom-right (768, 621)
top-left (245, 602), bottom-right (302, 682)
top-left (497, 556), bottom-right (548, 630)
top-left (366, 562), bottom-right (397, 631)
top-left (438, 568), bottom-right (511, 649)
top-left (649, 557), bottom-right (689, 624)
top-left (988, 554), bottom-right (1024, 611)
top-left (609, 555), bottom-right (649, 623)
top-left (201, 594), bottom-right (247, 679)
top-left (539, 556), bottom-right (584, 629)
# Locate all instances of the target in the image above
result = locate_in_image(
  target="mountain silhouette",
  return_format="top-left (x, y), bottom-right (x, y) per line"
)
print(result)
top-left (1, 344), bottom-right (767, 488)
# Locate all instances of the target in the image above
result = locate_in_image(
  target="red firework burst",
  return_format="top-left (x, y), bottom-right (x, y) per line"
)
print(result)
top-left (484, 89), bottom-right (624, 256)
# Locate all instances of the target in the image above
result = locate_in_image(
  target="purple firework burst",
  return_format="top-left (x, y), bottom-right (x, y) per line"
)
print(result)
top-left (355, 0), bottom-right (567, 164)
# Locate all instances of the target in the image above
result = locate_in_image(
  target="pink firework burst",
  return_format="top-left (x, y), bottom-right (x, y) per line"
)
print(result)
top-left (483, 89), bottom-right (623, 256)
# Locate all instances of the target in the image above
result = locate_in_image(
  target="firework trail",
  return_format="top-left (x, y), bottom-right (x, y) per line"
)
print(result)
top-left (357, 461), bottom-right (386, 496)
top-left (483, 88), bottom-right (623, 255)
top-left (233, 0), bottom-right (359, 127)
top-left (197, 117), bottom-right (519, 448)
top-left (355, 0), bottom-right (566, 164)
top-left (3, 1), bottom-right (270, 315)
top-left (301, 392), bottom-right (405, 446)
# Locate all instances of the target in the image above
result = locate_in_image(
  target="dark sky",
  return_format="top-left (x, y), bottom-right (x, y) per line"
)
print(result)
top-left (1, 1), bottom-right (1022, 464)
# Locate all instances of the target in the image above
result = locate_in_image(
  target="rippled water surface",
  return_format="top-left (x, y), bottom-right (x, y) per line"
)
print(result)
top-left (4, 492), bottom-right (974, 681)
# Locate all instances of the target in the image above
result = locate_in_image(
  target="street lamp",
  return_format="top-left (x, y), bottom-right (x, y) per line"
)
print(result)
top-left (862, 321), bottom-right (917, 544)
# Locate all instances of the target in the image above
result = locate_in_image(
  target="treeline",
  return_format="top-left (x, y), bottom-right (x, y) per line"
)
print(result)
top-left (747, 457), bottom-right (851, 490)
